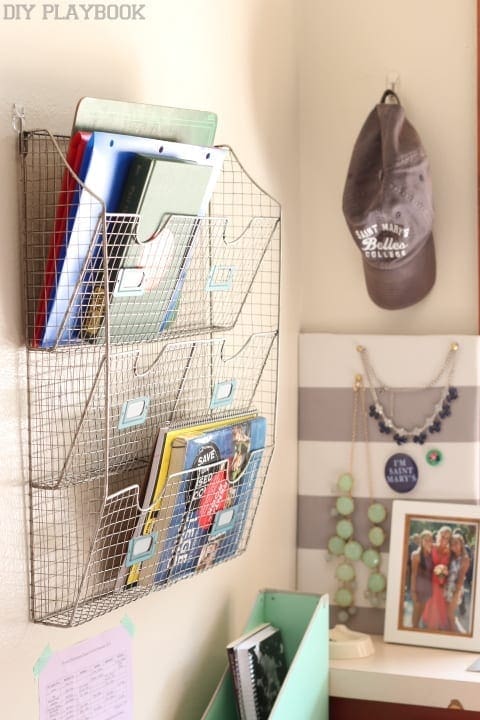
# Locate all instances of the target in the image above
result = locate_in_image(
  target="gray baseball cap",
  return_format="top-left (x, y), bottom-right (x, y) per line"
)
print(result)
top-left (342, 91), bottom-right (435, 310)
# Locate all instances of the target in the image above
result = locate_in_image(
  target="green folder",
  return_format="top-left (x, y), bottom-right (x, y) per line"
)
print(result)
top-left (73, 97), bottom-right (218, 146)
top-left (201, 590), bottom-right (329, 720)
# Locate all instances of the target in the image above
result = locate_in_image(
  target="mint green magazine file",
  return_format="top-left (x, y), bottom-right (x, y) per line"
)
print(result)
top-left (201, 589), bottom-right (329, 720)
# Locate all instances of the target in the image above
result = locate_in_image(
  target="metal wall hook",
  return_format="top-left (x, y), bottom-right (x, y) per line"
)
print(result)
top-left (380, 89), bottom-right (400, 105)
top-left (12, 103), bottom-right (25, 134)
top-left (386, 71), bottom-right (400, 94)
top-left (381, 71), bottom-right (400, 105)
top-left (380, 70), bottom-right (400, 105)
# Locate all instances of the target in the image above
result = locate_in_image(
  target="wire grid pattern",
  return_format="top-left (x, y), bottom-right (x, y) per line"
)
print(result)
top-left (20, 132), bottom-right (280, 626)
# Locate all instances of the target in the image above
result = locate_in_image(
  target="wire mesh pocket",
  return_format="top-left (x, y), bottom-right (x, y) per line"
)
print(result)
top-left (27, 332), bottom-right (277, 490)
top-left (30, 475), bottom-right (144, 626)
top-left (76, 213), bottom-right (279, 343)
top-left (30, 443), bottom-right (273, 627)
top-left (21, 132), bottom-right (280, 348)
top-left (127, 444), bottom-right (274, 591)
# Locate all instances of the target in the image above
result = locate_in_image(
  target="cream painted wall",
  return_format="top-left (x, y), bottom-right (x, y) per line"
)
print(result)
top-left (299, 0), bottom-right (478, 334)
top-left (0, 2), bottom-right (299, 718)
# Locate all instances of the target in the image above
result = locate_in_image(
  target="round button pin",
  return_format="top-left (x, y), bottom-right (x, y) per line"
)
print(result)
top-left (385, 453), bottom-right (418, 493)
top-left (426, 448), bottom-right (443, 466)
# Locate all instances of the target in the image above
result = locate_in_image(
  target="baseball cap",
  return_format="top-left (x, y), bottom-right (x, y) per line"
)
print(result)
top-left (342, 90), bottom-right (435, 310)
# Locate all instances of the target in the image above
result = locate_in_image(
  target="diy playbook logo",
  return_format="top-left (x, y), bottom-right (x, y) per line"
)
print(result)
top-left (2, 2), bottom-right (147, 19)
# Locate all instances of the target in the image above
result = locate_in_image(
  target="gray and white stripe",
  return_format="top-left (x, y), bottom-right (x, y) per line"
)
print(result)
top-left (297, 334), bottom-right (480, 634)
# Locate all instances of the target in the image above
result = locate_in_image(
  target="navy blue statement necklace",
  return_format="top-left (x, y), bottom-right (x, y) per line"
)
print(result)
top-left (357, 342), bottom-right (459, 445)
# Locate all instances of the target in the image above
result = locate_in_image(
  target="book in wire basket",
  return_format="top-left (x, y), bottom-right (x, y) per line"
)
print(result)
top-left (227, 623), bottom-right (288, 720)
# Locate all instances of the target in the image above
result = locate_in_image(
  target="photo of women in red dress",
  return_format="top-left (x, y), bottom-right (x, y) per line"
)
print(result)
top-left (421, 526), bottom-right (451, 631)
top-left (401, 517), bottom-right (477, 636)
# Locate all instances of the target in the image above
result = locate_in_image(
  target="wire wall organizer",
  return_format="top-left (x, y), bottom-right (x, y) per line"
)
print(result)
top-left (18, 126), bottom-right (280, 626)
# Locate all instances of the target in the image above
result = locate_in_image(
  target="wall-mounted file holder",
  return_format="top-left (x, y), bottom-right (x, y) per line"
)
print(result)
top-left (18, 120), bottom-right (280, 626)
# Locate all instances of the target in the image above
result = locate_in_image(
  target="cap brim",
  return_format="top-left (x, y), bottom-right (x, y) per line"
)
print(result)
top-left (362, 234), bottom-right (436, 310)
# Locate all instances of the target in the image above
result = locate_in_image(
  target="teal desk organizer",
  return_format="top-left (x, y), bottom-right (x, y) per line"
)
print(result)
top-left (202, 589), bottom-right (329, 720)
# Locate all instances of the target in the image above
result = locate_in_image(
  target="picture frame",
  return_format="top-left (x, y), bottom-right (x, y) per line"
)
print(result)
top-left (384, 500), bottom-right (480, 651)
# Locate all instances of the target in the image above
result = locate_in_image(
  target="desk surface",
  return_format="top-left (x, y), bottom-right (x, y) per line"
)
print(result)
top-left (330, 635), bottom-right (480, 711)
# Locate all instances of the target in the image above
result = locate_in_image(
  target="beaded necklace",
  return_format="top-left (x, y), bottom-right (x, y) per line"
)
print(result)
top-left (357, 342), bottom-right (459, 445)
top-left (328, 374), bottom-right (387, 623)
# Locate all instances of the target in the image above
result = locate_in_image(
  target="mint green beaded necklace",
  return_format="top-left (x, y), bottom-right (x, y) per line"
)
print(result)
top-left (328, 374), bottom-right (387, 623)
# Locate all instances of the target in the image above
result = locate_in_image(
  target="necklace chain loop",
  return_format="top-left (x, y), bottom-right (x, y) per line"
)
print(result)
top-left (357, 342), bottom-right (459, 444)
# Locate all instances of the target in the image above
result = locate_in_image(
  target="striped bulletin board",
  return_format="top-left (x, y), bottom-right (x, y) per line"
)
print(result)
top-left (297, 334), bottom-right (480, 634)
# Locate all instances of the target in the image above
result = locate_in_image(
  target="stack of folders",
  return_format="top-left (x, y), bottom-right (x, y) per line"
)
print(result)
top-left (34, 97), bottom-right (225, 348)
top-left (227, 623), bottom-right (288, 720)
top-left (114, 413), bottom-right (267, 591)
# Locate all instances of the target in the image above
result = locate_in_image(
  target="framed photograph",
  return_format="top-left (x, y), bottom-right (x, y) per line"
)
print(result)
top-left (384, 500), bottom-right (480, 651)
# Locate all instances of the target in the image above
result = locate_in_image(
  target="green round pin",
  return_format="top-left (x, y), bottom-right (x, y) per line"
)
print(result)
top-left (426, 449), bottom-right (443, 466)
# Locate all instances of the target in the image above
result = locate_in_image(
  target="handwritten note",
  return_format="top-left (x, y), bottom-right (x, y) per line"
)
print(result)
top-left (38, 626), bottom-right (133, 720)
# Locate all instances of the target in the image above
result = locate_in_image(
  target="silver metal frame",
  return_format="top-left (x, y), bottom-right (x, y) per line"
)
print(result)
top-left (18, 127), bottom-right (280, 626)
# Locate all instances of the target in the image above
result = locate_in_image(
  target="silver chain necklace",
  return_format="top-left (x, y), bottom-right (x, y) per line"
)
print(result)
top-left (357, 342), bottom-right (459, 445)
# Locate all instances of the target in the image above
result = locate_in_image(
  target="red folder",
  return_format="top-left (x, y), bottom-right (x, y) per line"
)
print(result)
top-left (32, 131), bottom-right (91, 347)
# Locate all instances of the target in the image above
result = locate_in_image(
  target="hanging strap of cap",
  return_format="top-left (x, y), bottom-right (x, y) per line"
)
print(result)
top-left (380, 89), bottom-right (400, 104)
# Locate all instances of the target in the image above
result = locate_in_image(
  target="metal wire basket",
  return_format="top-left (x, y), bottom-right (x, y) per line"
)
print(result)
top-left (19, 129), bottom-right (280, 626)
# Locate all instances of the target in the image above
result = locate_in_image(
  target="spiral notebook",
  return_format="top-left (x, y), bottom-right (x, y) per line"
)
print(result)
top-left (227, 623), bottom-right (287, 720)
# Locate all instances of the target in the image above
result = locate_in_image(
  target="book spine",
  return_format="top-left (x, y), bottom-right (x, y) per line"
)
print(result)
top-left (152, 469), bottom-right (191, 585)
top-left (136, 438), bottom-right (188, 587)
top-left (166, 467), bottom-right (212, 581)
top-left (227, 649), bottom-right (247, 720)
